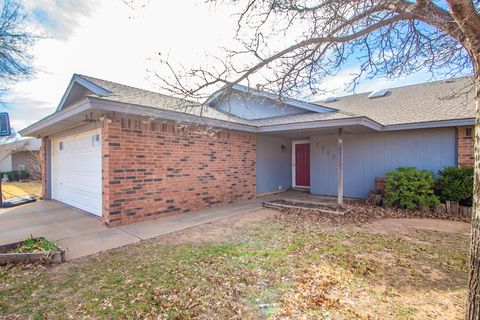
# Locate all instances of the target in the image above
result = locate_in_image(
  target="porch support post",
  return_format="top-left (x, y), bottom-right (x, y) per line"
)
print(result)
top-left (337, 128), bottom-right (344, 206)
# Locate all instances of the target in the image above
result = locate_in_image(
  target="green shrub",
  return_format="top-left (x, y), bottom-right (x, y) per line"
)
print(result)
top-left (384, 167), bottom-right (439, 209)
top-left (1, 170), bottom-right (30, 182)
top-left (9, 235), bottom-right (59, 253)
top-left (436, 166), bottom-right (473, 206)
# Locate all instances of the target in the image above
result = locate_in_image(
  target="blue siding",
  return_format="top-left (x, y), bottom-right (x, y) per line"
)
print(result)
top-left (216, 93), bottom-right (307, 120)
top-left (310, 128), bottom-right (457, 198)
top-left (256, 135), bottom-right (292, 193)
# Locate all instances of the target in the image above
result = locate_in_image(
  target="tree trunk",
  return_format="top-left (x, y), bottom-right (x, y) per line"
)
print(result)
top-left (446, 2), bottom-right (480, 317)
top-left (467, 72), bottom-right (480, 319)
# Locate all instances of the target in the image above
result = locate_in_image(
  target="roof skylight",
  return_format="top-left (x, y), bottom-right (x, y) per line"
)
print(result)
top-left (322, 96), bottom-right (337, 102)
top-left (368, 88), bottom-right (390, 98)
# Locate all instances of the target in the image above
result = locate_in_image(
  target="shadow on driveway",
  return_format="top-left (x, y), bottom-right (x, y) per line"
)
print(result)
top-left (0, 197), bottom-right (268, 261)
top-left (0, 200), bottom-right (139, 260)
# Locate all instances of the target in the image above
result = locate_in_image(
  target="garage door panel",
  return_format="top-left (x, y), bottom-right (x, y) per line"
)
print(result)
top-left (52, 130), bottom-right (102, 216)
top-left (55, 172), bottom-right (101, 185)
top-left (55, 191), bottom-right (101, 214)
top-left (53, 185), bottom-right (102, 201)
top-left (55, 167), bottom-right (99, 175)
top-left (55, 184), bottom-right (102, 196)
top-left (54, 192), bottom-right (101, 214)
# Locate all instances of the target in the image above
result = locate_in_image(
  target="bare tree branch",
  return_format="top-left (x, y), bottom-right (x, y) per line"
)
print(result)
top-left (0, 0), bottom-right (37, 99)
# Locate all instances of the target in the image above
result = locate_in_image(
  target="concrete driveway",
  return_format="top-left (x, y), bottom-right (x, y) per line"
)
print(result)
top-left (0, 198), bottom-right (266, 261)
top-left (0, 201), bottom-right (139, 260)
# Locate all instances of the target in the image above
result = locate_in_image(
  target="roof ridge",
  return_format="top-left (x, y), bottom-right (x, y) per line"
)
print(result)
top-left (232, 83), bottom-right (322, 106)
top-left (76, 74), bottom-right (181, 100)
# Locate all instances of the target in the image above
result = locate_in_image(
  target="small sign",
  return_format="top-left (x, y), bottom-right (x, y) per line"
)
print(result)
top-left (0, 113), bottom-right (11, 137)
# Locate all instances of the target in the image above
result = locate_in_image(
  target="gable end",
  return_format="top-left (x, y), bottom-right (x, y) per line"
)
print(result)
top-left (56, 74), bottom-right (112, 112)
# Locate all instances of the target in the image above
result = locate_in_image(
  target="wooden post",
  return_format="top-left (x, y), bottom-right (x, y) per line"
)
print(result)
top-left (337, 128), bottom-right (343, 206)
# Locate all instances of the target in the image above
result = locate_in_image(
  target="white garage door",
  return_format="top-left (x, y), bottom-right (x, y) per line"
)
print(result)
top-left (52, 129), bottom-right (102, 216)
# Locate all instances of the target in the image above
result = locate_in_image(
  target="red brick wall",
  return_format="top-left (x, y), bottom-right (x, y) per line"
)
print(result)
top-left (102, 118), bottom-right (256, 226)
top-left (457, 126), bottom-right (474, 168)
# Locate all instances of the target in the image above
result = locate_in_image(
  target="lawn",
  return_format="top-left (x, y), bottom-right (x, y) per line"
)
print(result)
top-left (0, 207), bottom-right (469, 319)
top-left (1, 181), bottom-right (42, 200)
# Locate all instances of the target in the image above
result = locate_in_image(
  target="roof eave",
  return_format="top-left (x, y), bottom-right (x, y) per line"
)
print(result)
top-left (257, 116), bottom-right (383, 133)
top-left (19, 99), bottom-right (93, 137)
top-left (383, 118), bottom-right (475, 131)
top-left (87, 97), bottom-right (258, 133)
top-left (20, 89), bottom-right (474, 138)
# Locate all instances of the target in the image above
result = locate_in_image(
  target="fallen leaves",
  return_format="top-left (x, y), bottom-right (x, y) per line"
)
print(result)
top-left (0, 205), bottom-right (470, 319)
top-left (278, 200), bottom-right (470, 227)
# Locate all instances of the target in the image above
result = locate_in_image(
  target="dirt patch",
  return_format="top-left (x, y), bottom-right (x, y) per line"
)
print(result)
top-left (364, 218), bottom-right (470, 235)
top-left (153, 208), bottom-right (279, 245)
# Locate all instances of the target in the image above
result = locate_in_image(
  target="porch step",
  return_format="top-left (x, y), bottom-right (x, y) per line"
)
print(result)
top-left (263, 199), bottom-right (351, 215)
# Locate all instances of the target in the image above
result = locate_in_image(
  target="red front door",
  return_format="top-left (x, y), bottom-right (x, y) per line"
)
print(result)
top-left (295, 143), bottom-right (310, 187)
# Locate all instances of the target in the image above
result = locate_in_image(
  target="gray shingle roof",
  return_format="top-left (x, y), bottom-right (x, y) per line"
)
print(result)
top-left (79, 74), bottom-right (475, 128)
top-left (78, 74), bottom-right (251, 125)
top-left (316, 77), bottom-right (475, 126)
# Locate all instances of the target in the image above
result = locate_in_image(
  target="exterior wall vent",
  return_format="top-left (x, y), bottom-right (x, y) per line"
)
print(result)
top-left (368, 88), bottom-right (390, 98)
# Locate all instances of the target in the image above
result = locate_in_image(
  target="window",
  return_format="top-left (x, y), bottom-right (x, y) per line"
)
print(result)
top-left (59, 141), bottom-right (64, 150)
top-left (466, 128), bottom-right (473, 137)
top-left (92, 134), bottom-right (100, 146)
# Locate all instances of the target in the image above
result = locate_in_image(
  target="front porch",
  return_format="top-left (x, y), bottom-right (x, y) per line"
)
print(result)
top-left (256, 121), bottom-right (457, 204)
top-left (256, 124), bottom-right (373, 206)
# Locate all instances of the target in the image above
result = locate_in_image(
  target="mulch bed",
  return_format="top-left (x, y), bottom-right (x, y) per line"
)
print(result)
top-left (277, 200), bottom-right (471, 225)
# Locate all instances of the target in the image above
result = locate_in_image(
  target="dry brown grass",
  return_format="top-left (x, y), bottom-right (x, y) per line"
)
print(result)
top-left (0, 205), bottom-right (470, 319)
top-left (1, 181), bottom-right (42, 199)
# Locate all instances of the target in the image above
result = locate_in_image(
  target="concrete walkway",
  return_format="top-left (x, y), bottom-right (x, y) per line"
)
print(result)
top-left (0, 197), bottom-right (269, 260)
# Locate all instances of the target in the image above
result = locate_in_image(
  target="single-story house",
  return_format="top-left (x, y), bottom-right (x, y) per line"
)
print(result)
top-left (20, 74), bottom-right (475, 226)
top-left (0, 138), bottom-right (41, 174)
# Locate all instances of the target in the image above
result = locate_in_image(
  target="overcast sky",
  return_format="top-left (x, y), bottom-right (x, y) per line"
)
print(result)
top-left (5, 0), bottom-right (448, 131)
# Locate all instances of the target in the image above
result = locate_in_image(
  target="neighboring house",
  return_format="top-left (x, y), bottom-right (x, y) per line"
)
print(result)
top-left (19, 74), bottom-right (475, 226)
top-left (0, 138), bottom-right (41, 174)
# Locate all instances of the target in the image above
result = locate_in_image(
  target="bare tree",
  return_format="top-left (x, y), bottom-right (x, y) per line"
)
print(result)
top-left (151, 0), bottom-right (480, 317)
top-left (26, 149), bottom-right (41, 181)
top-left (0, 0), bottom-right (36, 98)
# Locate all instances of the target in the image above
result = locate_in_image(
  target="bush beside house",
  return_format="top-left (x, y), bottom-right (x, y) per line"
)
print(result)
top-left (381, 166), bottom-right (473, 220)
top-left (436, 166), bottom-right (473, 206)
top-left (1, 170), bottom-right (30, 182)
top-left (384, 167), bottom-right (439, 209)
